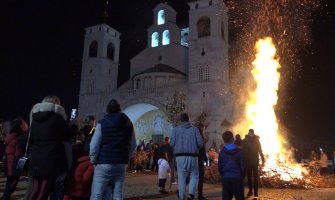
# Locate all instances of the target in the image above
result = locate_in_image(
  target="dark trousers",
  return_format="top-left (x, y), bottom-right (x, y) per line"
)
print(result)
top-left (169, 160), bottom-right (176, 182)
top-left (222, 178), bottom-right (245, 200)
top-left (320, 167), bottom-right (327, 175)
top-left (158, 178), bottom-right (167, 189)
top-left (151, 157), bottom-right (158, 171)
top-left (246, 165), bottom-right (259, 196)
top-left (198, 163), bottom-right (205, 197)
top-left (146, 155), bottom-right (152, 169)
top-left (2, 175), bottom-right (20, 200)
top-left (71, 197), bottom-right (90, 200)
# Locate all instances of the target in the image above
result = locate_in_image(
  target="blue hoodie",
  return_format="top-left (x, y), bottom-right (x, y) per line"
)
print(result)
top-left (218, 144), bottom-right (245, 179)
top-left (170, 122), bottom-right (203, 157)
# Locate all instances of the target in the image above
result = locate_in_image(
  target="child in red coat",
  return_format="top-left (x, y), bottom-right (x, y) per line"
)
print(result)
top-left (63, 142), bottom-right (94, 200)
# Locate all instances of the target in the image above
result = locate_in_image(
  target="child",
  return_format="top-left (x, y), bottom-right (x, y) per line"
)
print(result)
top-left (158, 152), bottom-right (170, 194)
top-left (218, 131), bottom-right (245, 200)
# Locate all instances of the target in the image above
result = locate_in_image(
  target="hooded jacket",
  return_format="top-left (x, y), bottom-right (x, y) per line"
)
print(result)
top-left (218, 144), bottom-right (245, 179)
top-left (29, 102), bottom-right (70, 177)
top-left (171, 122), bottom-right (203, 157)
top-left (242, 135), bottom-right (265, 167)
top-left (158, 158), bottom-right (170, 179)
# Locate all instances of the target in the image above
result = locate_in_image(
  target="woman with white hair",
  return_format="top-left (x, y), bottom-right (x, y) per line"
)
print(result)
top-left (28, 95), bottom-right (71, 200)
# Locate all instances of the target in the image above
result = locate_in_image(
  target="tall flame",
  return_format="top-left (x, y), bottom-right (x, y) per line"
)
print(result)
top-left (246, 37), bottom-right (306, 181)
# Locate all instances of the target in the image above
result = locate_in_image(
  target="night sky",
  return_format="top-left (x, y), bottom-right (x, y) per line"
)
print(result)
top-left (1, 0), bottom-right (335, 152)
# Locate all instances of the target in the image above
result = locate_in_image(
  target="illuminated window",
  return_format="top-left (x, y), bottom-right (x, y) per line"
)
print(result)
top-left (89, 40), bottom-right (98, 57)
top-left (151, 32), bottom-right (159, 47)
top-left (162, 30), bottom-right (170, 45)
top-left (197, 17), bottom-right (211, 37)
top-left (107, 43), bottom-right (115, 60)
top-left (158, 10), bottom-right (165, 25)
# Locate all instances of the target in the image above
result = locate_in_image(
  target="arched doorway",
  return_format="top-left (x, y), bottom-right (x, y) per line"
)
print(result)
top-left (123, 103), bottom-right (172, 145)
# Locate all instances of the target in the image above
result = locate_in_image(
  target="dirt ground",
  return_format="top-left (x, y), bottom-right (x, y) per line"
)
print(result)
top-left (1, 170), bottom-right (335, 200)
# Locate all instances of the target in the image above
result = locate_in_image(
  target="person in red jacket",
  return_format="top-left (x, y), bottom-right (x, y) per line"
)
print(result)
top-left (2, 118), bottom-right (28, 200)
top-left (63, 136), bottom-right (94, 200)
top-left (63, 155), bottom-right (94, 200)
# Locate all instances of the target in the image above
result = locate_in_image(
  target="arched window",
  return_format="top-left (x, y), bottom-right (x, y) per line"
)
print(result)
top-left (151, 32), bottom-right (159, 47)
top-left (107, 43), bottom-right (115, 60)
top-left (89, 40), bottom-right (98, 57)
top-left (158, 10), bottom-right (165, 25)
top-left (197, 17), bottom-right (211, 38)
top-left (162, 30), bottom-right (170, 45)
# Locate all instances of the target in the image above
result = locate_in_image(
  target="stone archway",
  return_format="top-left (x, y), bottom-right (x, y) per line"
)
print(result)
top-left (123, 102), bottom-right (172, 145)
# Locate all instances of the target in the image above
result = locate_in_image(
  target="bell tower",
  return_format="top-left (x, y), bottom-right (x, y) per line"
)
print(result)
top-left (78, 24), bottom-right (121, 116)
top-left (188, 0), bottom-right (229, 84)
top-left (187, 0), bottom-right (233, 141)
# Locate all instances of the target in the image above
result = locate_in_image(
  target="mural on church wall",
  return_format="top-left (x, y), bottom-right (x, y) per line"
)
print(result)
top-left (133, 109), bottom-right (173, 144)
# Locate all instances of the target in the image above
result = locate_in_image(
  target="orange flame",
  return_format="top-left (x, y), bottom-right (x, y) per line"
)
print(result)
top-left (246, 37), bottom-right (307, 181)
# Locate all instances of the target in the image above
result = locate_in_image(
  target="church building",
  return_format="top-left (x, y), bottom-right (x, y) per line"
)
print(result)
top-left (78, 0), bottom-right (234, 146)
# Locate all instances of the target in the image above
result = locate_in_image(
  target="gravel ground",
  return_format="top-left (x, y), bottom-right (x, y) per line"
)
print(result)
top-left (1, 169), bottom-right (335, 200)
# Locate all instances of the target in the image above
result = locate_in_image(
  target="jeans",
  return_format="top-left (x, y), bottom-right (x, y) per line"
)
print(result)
top-left (176, 156), bottom-right (199, 200)
top-left (91, 164), bottom-right (126, 200)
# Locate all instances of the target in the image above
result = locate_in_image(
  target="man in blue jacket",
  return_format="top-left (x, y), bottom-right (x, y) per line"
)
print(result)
top-left (90, 99), bottom-right (137, 200)
top-left (219, 131), bottom-right (245, 200)
top-left (171, 113), bottom-right (203, 200)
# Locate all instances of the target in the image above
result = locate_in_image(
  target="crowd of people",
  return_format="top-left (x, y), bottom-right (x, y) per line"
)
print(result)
top-left (1, 95), bottom-right (335, 200)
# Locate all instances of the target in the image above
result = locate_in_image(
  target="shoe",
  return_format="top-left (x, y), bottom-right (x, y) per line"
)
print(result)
top-left (187, 194), bottom-right (195, 200)
top-left (253, 196), bottom-right (259, 200)
top-left (172, 181), bottom-right (178, 185)
top-left (198, 195), bottom-right (207, 200)
top-left (159, 190), bottom-right (168, 194)
top-left (247, 191), bottom-right (253, 197)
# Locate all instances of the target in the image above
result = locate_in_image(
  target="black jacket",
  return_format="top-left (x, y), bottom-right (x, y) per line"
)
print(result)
top-left (29, 102), bottom-right (70, 177)
top-left (242, 135), bottom-right (264, 167)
